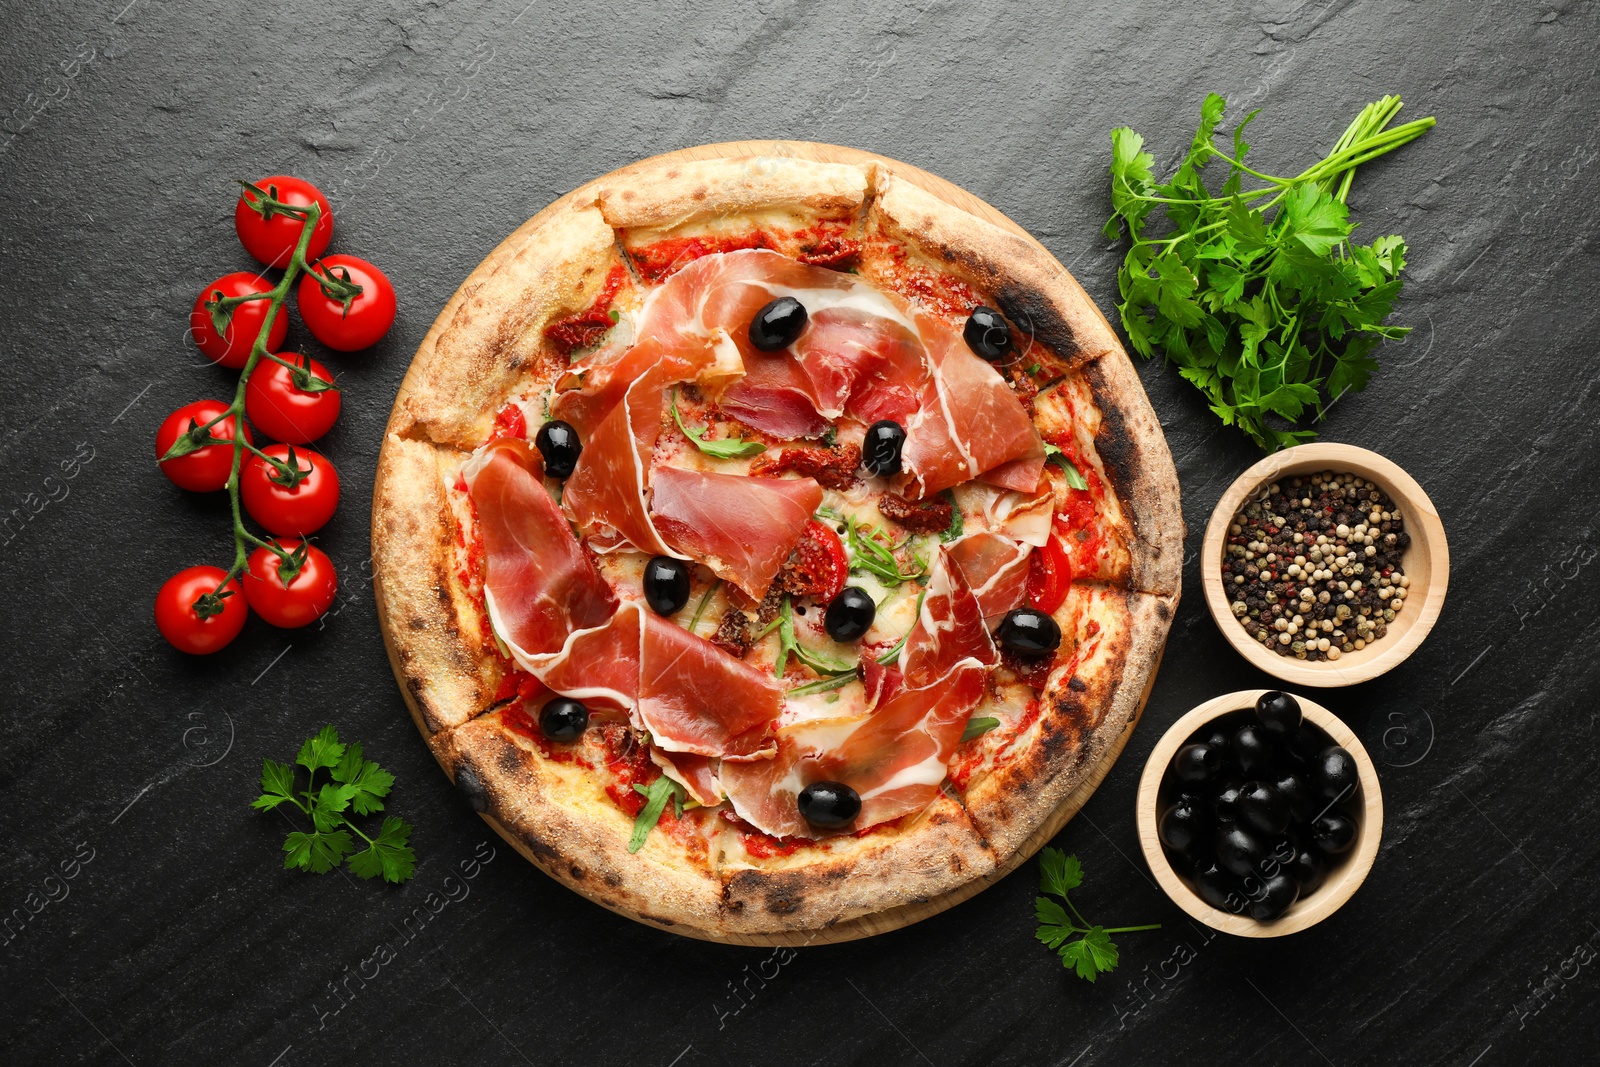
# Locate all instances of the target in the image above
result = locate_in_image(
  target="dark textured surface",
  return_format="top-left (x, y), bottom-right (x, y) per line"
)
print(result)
top-left (3, 1), bottom-right (1597, 1064)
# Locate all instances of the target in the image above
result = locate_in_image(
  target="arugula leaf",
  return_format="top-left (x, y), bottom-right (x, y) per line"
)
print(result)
top-left (629, 776), bottom-right (688, 853)
top-left (939, 490), bottom-right (964, 543)
top-left (1104, 93), bottom-right (1433, 450)
top-left (254, 727), bottom-right (415, 884)
top-left (961, 716), bottom-right (1000, 743)
top-left (671, 388), bottom-right (766, 459)
top-left (1034, 846), bottom-right (1157, 983)
top-left (1043, 444), bottom-right (1089, 490)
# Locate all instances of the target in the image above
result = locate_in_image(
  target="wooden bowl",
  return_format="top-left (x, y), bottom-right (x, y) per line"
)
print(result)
top-left (1201, 442), bottom-right (1448, 687)
top-left (1135, 690), bottom-right (1383, 937)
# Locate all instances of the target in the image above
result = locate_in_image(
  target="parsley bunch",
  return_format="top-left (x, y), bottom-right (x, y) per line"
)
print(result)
top-left (1105, 93), bottom-right (1434, 451)
top-left (1035, 847), bottom-right (1159, 982)
top-left (253, 725), bottom-right (416, 883)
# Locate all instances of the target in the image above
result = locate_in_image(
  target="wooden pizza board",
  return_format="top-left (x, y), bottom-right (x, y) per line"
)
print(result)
top-left (375, 141), bottom-right (1171, 946)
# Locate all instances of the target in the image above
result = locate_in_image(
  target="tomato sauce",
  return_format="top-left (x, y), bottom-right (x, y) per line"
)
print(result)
top-left (489, 402), bottom-right (527, 441)
top-left (544, 264), bottom-right (629, 354)
top-left (629, 233), bottom-right (771, 282)
top-left (601, 723), bottom-right (656, 816)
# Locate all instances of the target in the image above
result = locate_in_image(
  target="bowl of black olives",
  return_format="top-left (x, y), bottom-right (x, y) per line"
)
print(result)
top-left (1135, 689), bottom-right (1383, 937)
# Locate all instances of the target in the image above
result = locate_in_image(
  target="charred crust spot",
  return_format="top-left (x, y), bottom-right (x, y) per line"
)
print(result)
top-left (408, 616), bottom-right (428, 632)
top-left (1067, 676), bottom-right (1088, 692)
top-left (405, 675), bottom-right (426, 697)
top-left (948, 854), bottom-right (964, 875)
top-left (496, 744), bottom-right (523, 775)
top-left (603, 871), bottom-right (624, 888)
top-left (521, 831), bottom-right (560, 861)
top-left (691, 187), bottom-right (707, 202)
top-left (455, 763), bottom-right (490, 812)
top-left (1156, 599), bottom-right (1172, 621)
top-left (569, 863), bottom-right (586, 880)
top-left (995, 287), bottom-right (1082, 365)
top-left (764, 891), bottom-right (803, 916)
top-left (642, 913), bottom-right (677, 926)
top-left (1084, 359), bottom-right (1137, 500)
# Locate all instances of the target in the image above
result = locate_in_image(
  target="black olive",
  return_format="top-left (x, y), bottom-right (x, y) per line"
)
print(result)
top-left (1159, 798), bottom-right (1208, 854)
top-left (1200, 725), bottom-right (1232, 752)
top-left (861, 420), bottom-right (906, 476)
top-left (1237, 781), bottom-right (1290, 837)
top-left (1272, 770), bottom-right (1317, 824)
top-left (1231, 724), bottom-right (1277, 778)
top-left (1170, 742), bottom-right (1224, 785)
top-left (1313, 745), bottom-right (1359, 801)
top-left (1311, 811), bottom-right (1357, 854)
top-left (1193, 862), bottom-right (1246, 913)
top-left (1254, 690), bottom-right (1303, 739)
top-left (1284, 721), bottom-right (1328, 765)
top-left (797, 780), bottom-right (861, 828)
top-left (1216, 824), bottom-right (1269, 878)
top-left (539, 698), bottom-right (589, 743)
top-left (963, 305), bottom-right (1013, 361)
top-left (1247, 872), bottom-right (1301, 921)
top-left (1286, 848), bottom-right (1326, 895)
top-left (824, 586), bottom-right (875, 642)
top-left (1212, 781), bottom-right (1245, 824)
top-left (996, 608), bottom-right (1062, 658)
top-left (535, 419), bottom-right (582, 479)
top-left (642, 556), bottom-right (691, 615)
top-left (749, 296), bottom-right (808, 351)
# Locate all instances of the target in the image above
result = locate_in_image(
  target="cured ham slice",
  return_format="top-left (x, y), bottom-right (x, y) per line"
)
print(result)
top-left (562, 367), bottom-right (679, 557)
top-left (494, 600), bottom-right (782, 760)
top-left (650, 748), bottom-right (722, 807)
top-left (638, 614), bottom-right (781, 759)
top-left (650, 467), bottom-right (823, 600)
top-left (899, 545), bottom-right (998, 689)
top-left (718, 353), bottom-right (830, 439)
top-left (945, 531), bottom-right (1033, 623)
top-left (899, 313), bottom-right (1045, 499)
top-left (468, 439), bottom-right (616, 657)
top-left (970, 481), bottom-right (1054, 547)
top-left (720, 661), bottom-right (987, 839)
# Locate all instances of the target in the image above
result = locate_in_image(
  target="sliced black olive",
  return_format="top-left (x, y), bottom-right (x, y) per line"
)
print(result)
top-left (1311, 811), bottom-right (1358, 854)
top-left (1231, 724), bottom-right (1276, 778)
top-left (1159, 798), bottom-right (1208, 854)
top-left (823, 586), bottom-right (875, 642)
top-left (1193, 862), bottom-right (1246, 913)
top-left (535, 419), bottom-right (582, 479)
top-left (861, 420), bottom-right (906, 476)
top-left (1237, 781), bottom-right (1290, 837)
top-left (1286, 847), bottom-right (1326, 895)
top-left (1216, 824), bottom-right (1269, 878)
top-left (749, 296), bottom-right (808, 351)
top-left (797, 780), bottom-right (860, 828)
top-left (1247, 872), bottom-right (1301, 921)
top-left (642, 556), bottom-right (691, 615)
top-left (996, 608), bottom-right (1062, 658)
top-left (539, 697), bottom-right (589, 743)
top-left (1272, 770), bottom-right (1317, 824)
top-left (963, 305), bottom-right (1013, 361)
top-left (1254, 690), bottom-right (1303, 739)
top-left (1171, 742), bottom-right (1224, 785)
top-left (1313, 745), bottom-right (1359, 802)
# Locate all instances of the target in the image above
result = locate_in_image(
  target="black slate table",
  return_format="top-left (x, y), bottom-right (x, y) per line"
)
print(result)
top-left (4, 1), bottom-right (1597, 1064)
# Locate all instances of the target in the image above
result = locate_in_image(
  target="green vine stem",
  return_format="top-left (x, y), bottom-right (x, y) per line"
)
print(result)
top-left (159, 185), bottom-right (361, 617)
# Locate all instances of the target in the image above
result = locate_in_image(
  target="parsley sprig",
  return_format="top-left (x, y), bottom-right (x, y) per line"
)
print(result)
top-left (253, 725), bottom-right (416, 883)
top-left (1035, 847), bottom-right (1158, 982)
top-left (1105, 93), bottom-right (1434, 451)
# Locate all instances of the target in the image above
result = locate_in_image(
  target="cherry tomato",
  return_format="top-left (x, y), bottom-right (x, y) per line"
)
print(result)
top-left (191, 272), bottom-right (286, 369)
top-left (792, 520), bottom-right (849, 602)
top-left (155, 399), bottom-right (252, 492)
top-left (297, 254), bottom-right (396, 351)
top-left (155, 565), bottom-right (248, 654)
top-left (241, 444), bottom-right (340, 535)
top-left (243, 539), bottom-right (338, 628)
top-left (244, 353), bottom-right (341, 444)
top-left (489, 402), bottom-right (527, 441)
top-left (234, 175), bottom-right (333, 268)
top-left (1026, 535), bottom-right (1071, 615)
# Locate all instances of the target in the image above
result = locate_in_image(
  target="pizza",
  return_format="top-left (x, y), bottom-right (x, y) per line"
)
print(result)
top-left (372, 149), bottom-right (1182, 941)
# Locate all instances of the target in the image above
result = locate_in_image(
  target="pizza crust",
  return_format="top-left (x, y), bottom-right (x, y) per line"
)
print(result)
top-left (399, 200), bottom-right (625, 448)
top-left (597, 156), bottom-right (869, 232)
top-left (371, 433), bottom-right (504, 734)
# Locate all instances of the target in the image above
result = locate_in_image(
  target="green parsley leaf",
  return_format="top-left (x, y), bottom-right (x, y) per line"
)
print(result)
top-left (961, 716), bottom-right (1001, 743)
top-left (1033, 846), bottom-right (1157, 983)
top-left (629, 776), bottom-right (688, 853)
top-left (255, 728), bottom-right (416, 884)
top-left (671, 388), bottom-right (766, 459)
top-left (1105, 93), bottom-right (1433, 451)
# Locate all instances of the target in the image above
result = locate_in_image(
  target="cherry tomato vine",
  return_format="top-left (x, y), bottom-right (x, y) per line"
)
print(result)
top-left (154, 178), bottom-right (394, 653)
